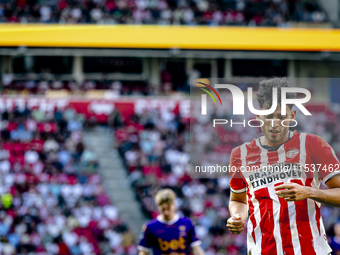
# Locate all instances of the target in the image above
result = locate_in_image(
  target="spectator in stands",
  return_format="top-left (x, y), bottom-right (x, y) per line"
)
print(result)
top-left (0, 106), bottom-right (135, 254)
top-left (0, 1), bottom-right (328, 30)
top-left (161, 69), bottom-right (172, 94)
top-left (0, 154), bottom-right (10, 174)
top-left (32, 109), bottom-right (45, 123)
top-left (108, 109), bottom-right (123, 130)
top-left (10, 124), bottom-right (32, 142)
top-left (44, 135), bottom-right (59, 153)
top-left (1, 71), bottom-right (13, 87)
top-left (67, 116), bottom-right (83, 132)
top-left (24, 147), bottom-right (39, 164)
top-left (58, 145), bottom-right (71, 166)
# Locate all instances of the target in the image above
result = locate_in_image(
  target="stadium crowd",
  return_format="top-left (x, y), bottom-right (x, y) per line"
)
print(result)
top-left (0, 106), bottom-right (136, 255)
top-left (0, 0), bottom-right (327, 26)
top-left (1, 68), bottom-right (190, 96)
top-left (1, 77), bottom-right (153, 97)
top-left (113, 95), bottom-right (340, 255)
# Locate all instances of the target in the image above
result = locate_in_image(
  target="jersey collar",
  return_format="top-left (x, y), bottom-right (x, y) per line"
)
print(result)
top-left (258, 130), bottom-right (294, 151)
top-left (157, 214), bottom-right (180, 225)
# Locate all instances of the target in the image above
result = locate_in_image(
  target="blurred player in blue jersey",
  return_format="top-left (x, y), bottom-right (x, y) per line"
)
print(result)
top-left (138, 189), bottom-right (205, 255)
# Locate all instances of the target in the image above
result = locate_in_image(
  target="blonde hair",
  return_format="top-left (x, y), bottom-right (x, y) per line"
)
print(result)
top-left (154, 189), bottom-right (176, 206)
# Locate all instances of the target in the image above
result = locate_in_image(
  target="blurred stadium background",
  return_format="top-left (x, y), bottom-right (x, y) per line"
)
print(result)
top-left (0, 0), bottom-right (340, 255)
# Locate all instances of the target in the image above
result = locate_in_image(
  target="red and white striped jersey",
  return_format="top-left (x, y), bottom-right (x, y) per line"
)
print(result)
top-left (229, 131), bottom-right (340, 255)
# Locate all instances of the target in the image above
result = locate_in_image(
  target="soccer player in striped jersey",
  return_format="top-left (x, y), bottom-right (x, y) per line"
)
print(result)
top-left (227, 78), bottom-right (340, 255)
top-left (138, 189), bottom-right (205, 255)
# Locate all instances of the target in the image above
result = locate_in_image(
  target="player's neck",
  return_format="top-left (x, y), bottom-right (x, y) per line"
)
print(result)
top-left (161, 213), bottom-right (176, 222)
top-left (261, 132), bottom-right (290, 148)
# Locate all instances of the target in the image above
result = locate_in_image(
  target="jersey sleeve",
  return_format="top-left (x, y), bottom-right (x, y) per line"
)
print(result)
top-left (229, 147), bottom-right (246, 193)
top-left (187, 220), bottom-right (201, 247)
top-left (308, 134), bottom-right (340, 183)
top-left (138, 224), bottom-right (152, 252)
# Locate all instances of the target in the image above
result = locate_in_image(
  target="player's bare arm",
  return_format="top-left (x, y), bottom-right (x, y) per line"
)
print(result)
top-left (275, 177), bottom-right (340, 207)
top-left (138, 250), bottom-right (148, 255)
top-left (227, 191), bottom-right (247, 234)
top-left (192, 245), bottom-right (205, 255)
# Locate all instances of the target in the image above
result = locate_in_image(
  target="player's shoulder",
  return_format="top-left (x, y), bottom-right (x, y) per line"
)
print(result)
top-left (230, 143), bottom-right (245, 156)
top-left (293, 132), bottom-right (332, 152)
top-left (143, 218), bottom-right (160, 230)
top-left (231, 140), bottom-right (256, 157)
top-left (178, 216), bottom-right (192, 223)
top-left (304, 133), bottom-right (323, 141)
top-left (230, 145), bottom-right (241, 157)
top-left (303, 133), bottom-right (328, 145)
top-left (177, 217), bottom-right (195, 227)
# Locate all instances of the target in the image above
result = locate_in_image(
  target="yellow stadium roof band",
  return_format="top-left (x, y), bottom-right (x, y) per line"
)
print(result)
top-left (0, 25), bottom-right (339, 51)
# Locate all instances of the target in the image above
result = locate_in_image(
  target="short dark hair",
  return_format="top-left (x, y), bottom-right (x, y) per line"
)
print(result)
top-left (256, 77), bottom-right (296, 110)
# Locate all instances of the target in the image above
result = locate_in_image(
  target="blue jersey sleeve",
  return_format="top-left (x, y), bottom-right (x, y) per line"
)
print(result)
top-left (187, 220), bottom-right (201, 247)
top-left (138, 224), bottom-right (153, 252)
